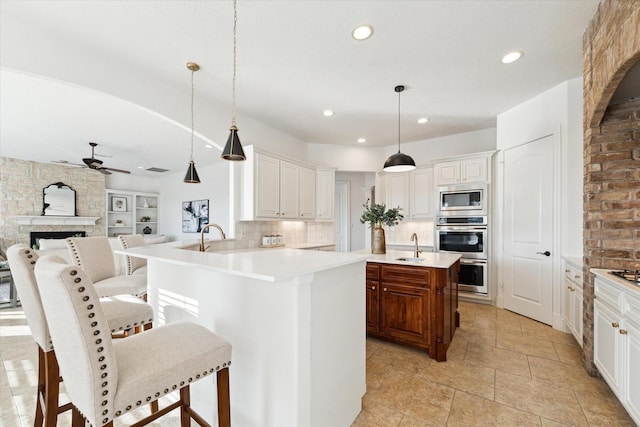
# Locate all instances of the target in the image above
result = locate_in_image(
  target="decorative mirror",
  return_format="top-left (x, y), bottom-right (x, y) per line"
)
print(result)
top-left (42, 182), bottom-right (76, 216)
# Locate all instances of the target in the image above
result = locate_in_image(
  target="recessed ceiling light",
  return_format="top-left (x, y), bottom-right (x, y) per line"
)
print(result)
top-left (322, 110), bottom-right (335, 117)
top-left (501, 51), bottom-right (523, 64)
top-left (137, 166), bottom-right (144, 169)
top-left (417, 117), bottom-right (429, 124)
top-left (352, 25), bottom-right (374, 41)
top-left (357, 138), bottom-right (366, 143)
top-left (205, 144), bottom-right (213, 149)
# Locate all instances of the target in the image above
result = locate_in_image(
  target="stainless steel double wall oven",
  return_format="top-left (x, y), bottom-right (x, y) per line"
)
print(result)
top-left (436, 183), bottom-right (489, 295)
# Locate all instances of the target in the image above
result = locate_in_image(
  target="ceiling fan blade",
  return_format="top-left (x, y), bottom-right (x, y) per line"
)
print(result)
top-left (96, 168), bottom-right (112, 175)
top-left (102, 167), bottom-right (131, 174)
top-left (52, 160), bottom-right (87, 167)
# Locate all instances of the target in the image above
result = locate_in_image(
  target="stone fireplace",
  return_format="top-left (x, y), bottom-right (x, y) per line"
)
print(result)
top-left (30, 231), bottom-right (86, 249)
top-left (582, 1), bottom-right (640, 374)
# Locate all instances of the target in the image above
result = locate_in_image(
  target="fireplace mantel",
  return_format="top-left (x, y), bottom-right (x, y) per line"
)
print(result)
top-left (15, 216), bottom-right (99, 226)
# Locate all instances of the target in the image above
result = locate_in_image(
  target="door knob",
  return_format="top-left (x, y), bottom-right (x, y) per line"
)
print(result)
top-left (536, 251), bottom-right (551, 257)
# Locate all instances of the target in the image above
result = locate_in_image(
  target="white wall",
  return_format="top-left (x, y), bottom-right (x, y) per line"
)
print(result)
top-left (495, 77), bottom-right (584, 328)
top-left (153, 163), bottom-right (231, 241)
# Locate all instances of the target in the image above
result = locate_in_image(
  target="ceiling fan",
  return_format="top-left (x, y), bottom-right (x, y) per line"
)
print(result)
top-left (54, 142), bottom-right (130, 175)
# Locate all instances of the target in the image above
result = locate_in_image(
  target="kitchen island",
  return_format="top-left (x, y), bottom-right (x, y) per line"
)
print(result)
top-left (356, 250), bottom-right (461, 362)
top-left (116, 243), bottom-right (368, 427)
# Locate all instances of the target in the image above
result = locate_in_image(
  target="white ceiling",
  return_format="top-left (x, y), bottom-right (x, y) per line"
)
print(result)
top-left (0, 0), bottom-right (601, 176)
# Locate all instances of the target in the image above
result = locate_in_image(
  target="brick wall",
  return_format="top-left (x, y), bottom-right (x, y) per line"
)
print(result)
top-left (0, 157), bottom-right (106, 251)
top-left (582, 0), bottom-right (640, 375)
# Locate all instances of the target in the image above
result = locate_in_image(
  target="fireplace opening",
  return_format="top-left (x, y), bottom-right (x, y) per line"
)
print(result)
top-left (30, 231), bottom-right (86, 249)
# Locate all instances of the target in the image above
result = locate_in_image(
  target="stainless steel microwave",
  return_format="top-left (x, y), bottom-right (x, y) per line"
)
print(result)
top-left (437, 183), bottom-right (487, 216)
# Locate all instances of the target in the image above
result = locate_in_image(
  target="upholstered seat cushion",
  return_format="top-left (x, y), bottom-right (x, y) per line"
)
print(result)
top-left (93, 275), bottom-right (147, 298)
top-left (131, 265), bottom-right (147, 277)
top-left (100, 295), bottom-right (153, 333)
top-left (112, 321), bottom-right (231, 415)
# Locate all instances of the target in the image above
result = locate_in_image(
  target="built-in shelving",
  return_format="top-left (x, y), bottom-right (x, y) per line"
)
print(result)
top-left (105, 189), bottom-right (159, 237)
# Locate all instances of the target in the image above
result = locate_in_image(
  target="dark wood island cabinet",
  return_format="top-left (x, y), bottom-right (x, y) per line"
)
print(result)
top-left (365, 257), bottom-right (460, 362)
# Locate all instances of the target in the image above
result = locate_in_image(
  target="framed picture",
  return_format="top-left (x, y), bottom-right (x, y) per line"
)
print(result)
top-left (112, 196), bottom-right (127, 212)
top-left (182, 199), bottom-right (209, 233)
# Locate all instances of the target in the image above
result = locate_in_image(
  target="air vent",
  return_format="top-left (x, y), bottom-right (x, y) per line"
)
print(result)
top-left (145, 167), bottom-right (170, 173)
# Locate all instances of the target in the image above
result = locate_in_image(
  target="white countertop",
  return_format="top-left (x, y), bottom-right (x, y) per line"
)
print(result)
top-left (116, 242), bottom-right (367, 282)
top-left (592, 268), bottom-right (640, 294)
top-left (352, 249), bottom-right (461, 269)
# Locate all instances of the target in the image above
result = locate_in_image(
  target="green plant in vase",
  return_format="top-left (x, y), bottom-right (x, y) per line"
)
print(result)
top-left (360, 198), bottom-right (404, 254)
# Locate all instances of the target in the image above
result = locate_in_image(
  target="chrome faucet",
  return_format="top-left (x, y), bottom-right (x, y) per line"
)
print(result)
top-left (411, 233), bottom-right (422, 258)
top-left (199, 223), bottom-right (227, 252)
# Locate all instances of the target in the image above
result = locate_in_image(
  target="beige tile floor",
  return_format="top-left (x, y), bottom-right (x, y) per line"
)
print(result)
top-left (1, 301), bottom-right (635, 427)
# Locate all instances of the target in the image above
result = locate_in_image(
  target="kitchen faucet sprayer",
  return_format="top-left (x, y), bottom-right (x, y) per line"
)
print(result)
top-left (411, 233), bottom-right (422, 258)
top-left (199, 223), bottom-right (227, 252)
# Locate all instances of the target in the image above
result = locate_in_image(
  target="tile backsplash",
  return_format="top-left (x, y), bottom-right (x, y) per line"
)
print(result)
top-left (204, 220), bottom-right (335, 251)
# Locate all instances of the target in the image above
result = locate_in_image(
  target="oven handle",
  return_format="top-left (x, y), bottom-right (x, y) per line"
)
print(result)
top-left (437, 226), bottom-right (487, 231)
top-left (460, 259), bottom-right (487, 265)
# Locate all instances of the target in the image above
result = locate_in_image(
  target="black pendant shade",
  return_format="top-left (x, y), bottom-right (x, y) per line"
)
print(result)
top-left (383, 84), bottom-right (416, 172)
top-left (383, 152), bottom-right (416, 172)
top-left (221, 126), bottom-right (246, 161)
top-left (184, 160), bottom-right (201, 183)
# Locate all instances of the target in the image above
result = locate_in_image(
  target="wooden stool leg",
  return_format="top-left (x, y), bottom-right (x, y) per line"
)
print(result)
top-left (34, 347), bottom-right (45, 427)
top-left (217, 368), bottom-right (231, 427)
top-left (71, 407), bottom-right (84, 427)
top-left (179, 387), bottom-right (191, 427)
top-left (43, 351), bottom-right (60, 427)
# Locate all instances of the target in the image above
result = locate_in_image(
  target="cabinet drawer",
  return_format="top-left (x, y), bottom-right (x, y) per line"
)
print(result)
top-left (366, 264), bottom-right (380, 281)
top-left (563, 262), bottom-right (583, 288)
top-left (595, 277), bottom-right (624, 314)
top-left (381, 265), bottom-right (431, 287)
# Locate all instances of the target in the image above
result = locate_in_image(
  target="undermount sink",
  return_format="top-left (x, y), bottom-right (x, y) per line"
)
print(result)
top-left (396, 257), bottom-right (424, 262)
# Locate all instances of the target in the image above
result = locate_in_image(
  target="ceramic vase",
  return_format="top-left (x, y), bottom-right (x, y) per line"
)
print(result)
top-left (372, 225), bottom-right (386, 254)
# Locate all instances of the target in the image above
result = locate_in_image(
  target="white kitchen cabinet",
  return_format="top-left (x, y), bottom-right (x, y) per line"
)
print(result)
top-left (562, 258), bottom-right (583, 346)
top-left (386, 172), bottom-right (409, 213)
top-left (434, 155), bottom-right (489, 185)
top-left (279, 160), bottom-right (300, 219)
top-left (383, 167), bottom-right (434, 220)
top-left (316, 168), bottom-right (335, 221)
top-left (238, 146), bottom-right (329, 221)
top-left (106, 189), bottom-right (159, 237)
top-left (594, 298), bottom-right (623, 395)
top-left (624, 320), bottom-right (640, 423)
top-left (253, 153), bottom-right (300, 219)
top-left (255, 153), bottom-right (281, 218)
top-left (299, 166), bottom-right (316, 219)
top-left (592, 270), bottom-right (640, 425)
top-left (409, 167), bottom-right (434, 219)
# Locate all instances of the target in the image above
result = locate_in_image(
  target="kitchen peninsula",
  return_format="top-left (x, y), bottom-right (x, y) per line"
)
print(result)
top-left (116, 243), bottom-right (368, 427)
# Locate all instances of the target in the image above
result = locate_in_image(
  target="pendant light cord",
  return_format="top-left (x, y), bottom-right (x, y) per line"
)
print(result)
top-left (397, 89), bottom-right (401, 153)
top-left (231, 0), bottom-right (238, 127)
top-left (190, 68), bottom-right (195, 161)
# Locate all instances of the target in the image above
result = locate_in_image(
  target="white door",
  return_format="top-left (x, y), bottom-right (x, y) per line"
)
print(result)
top-left (503, 135), bottom-right (554, 325)
top-left (334, 181), bottom-right (349, 252)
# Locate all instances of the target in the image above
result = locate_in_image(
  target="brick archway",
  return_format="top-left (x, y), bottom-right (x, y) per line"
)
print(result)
top-left (582, 1), bottom-right (640, 375)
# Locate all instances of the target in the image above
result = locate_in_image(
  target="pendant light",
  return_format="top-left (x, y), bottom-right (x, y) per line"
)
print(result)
top-left (383, 85), bottom-right (416, 172)
top-left (221, 0), bottom-right (246, 161)
top-left (184, 62), bottom-right (201, 183)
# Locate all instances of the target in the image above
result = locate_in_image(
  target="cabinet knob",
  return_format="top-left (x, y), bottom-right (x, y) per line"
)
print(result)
top-left (372, 286), bottom-right (376, 290)
top-left (574, 275), bottom-right (581, 279)
top-left (565, 269), bottom-right (570, 273)
top-left (620, 329), bottom-right (628, 335)
top-left (567, 286), bottom-right (572, 291)
top-left (300, 213), bottom-right (304, 217)
top-left (383, 288), bottom-right (387, 292)
top-left (612, 322), bottom-right (619, 328)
